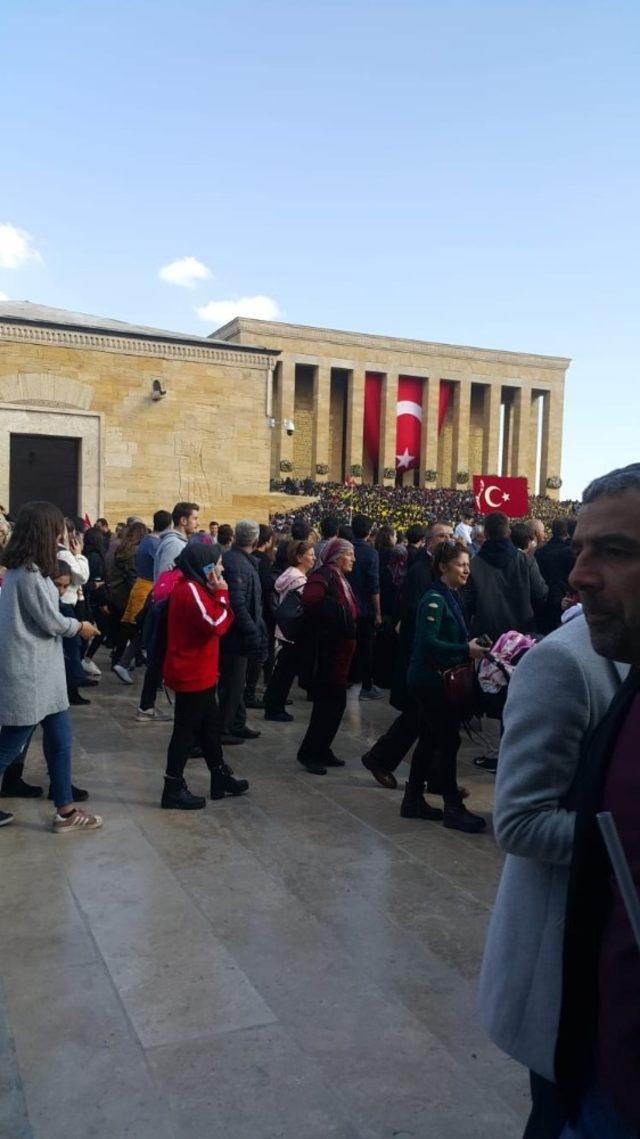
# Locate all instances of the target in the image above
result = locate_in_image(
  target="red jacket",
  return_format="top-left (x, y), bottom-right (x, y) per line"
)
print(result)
top-left (163, 578), bottom-right (233, 692)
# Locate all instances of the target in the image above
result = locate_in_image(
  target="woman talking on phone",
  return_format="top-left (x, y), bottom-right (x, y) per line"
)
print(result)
top-left (161, 543), bottom-right (249, 810)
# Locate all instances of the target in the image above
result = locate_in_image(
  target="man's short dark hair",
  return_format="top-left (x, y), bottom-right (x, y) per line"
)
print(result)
top-left (291, 520), bottom-right (312, 540)
top-left (153, 509), bottom-right (172, 533)
top-left (171, 501), bottom-right (199, 527)
top-left (218, 524), bottom-right (234, 545)
top-left (583, 463), bottom-right (640, 504)
top-left (320, 514), bottom-right (339, 539)
top-left (484, 511), bottom-right (510, 540)
top-left (258, 523), bottom-right (274, 547)
top-left (511, 521), bottom-right (534, 551)
top-left (351, 514), bottom-right (372, 540)
top-left (551, 517), bottom-right (569, 540)
top-left (462, 509), bottom-right (475, 521)
top-left (406, 523), bottom-right (427, 545)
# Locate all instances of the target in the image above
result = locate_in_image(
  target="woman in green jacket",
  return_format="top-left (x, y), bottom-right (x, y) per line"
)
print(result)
top-left (404, 540), bottom-right (488, 833)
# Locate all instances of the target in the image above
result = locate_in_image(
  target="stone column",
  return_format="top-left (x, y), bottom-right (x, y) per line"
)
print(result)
top-left (510, 384), bottom-right (532, 482)
top-left (345, 368), bottom-right (365, 481)
top-left (482, 382), bottom-right (501, 474)
top-left (528, 392), bottom-right (541, 493)
top-left (275, 356), bottom-right (296, 473)
top-left (451, 378), bottom-right (471, 488)
top-left (378, 372), bottom-right (397, 485)
top-left (421, 376), bottom-right (440, 485)
top-left (539, 387), bottom-right (564, 500)
top-left (311, 363), bottom-right (331, 481)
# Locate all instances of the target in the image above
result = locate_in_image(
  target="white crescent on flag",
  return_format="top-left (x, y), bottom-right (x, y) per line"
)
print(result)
top-left (484, 485), bottom-right (503, 508)
top-left (396, 400), bottom-right (423, 421)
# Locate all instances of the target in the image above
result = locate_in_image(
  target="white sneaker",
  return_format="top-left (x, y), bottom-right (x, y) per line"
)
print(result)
top-left (359, 685), bottom-right (384, 701)
top-left (82, 658), bottom-right (102, 677)
top-left (113, 664), bottom-right (134, 685)
top-left (136, 706), bottom-right (173, 723)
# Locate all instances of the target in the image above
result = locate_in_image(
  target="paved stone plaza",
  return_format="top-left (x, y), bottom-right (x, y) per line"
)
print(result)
top-left (1, 665), bottom-right (527, 1138)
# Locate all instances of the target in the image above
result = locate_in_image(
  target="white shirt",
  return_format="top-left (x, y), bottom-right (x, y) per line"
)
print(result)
top-left (454, 522), bottom-right (473, 547)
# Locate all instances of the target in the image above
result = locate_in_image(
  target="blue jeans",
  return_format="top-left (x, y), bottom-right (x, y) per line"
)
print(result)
top-left (0, 711), bottom-right (73, 809)
top-left (560, 1081), bottom-right (639, 1138)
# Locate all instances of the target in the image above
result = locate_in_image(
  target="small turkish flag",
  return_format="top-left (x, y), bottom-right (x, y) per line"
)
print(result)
top-left (83, 513), bottom-right (92, 528)
top-left (473, 476), bottom-right (529, 518)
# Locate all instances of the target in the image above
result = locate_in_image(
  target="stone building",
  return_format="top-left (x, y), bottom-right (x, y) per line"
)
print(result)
top-left (0, 300), bottom-right (569, 523)
top-left (215, 318), bottom-right (569, 498)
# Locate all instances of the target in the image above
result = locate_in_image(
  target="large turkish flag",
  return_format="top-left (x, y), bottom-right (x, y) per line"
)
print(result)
top-left (473, 475), bottom-right (529, 517)
top-left (396, 377), bottom-right (423, 471)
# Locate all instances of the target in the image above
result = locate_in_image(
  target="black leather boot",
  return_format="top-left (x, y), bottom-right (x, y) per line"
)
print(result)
top-left (443, 794), bottom-right (486, 834)
top-left (0, 761), bottom-right (43, 798)
top-left (210, 764), bottom-right (249, 800)
top-left (161, 777), bottom-right (206, 810)
top-left (400, 782), bottom-right (444, 821)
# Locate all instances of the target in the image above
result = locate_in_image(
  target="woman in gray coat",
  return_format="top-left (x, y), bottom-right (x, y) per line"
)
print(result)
top-left (0, 501), bottom-right (103, 833)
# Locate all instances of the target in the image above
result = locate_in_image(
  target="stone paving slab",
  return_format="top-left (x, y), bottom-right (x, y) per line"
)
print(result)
top-left (0, 656), bottom-right (526, 1138)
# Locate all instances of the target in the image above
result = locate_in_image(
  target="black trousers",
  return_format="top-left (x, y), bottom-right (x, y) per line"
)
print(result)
top-left (367, 704), bottom-right (421, 772)
top-left (522, 1072), bottom-right (568, 1139)
top-left (408, 686), bottom-right (460, 798)
top-left (165, 687), bottom-right (223, 780)
top-left (298, 683), bottom-right (347, 764)
top-left (139, 658), bottom-right (162, 712)
top-left (218, 652), bottom-right (248, 734)
top-left (264, 641), bottom-right (298, 715)
top-left (245, 633), bottom-right (275, 693)
top-left (352, 616), bottom-right (376, 690)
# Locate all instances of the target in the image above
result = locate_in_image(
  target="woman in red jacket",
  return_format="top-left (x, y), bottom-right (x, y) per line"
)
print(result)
top-left (161, 543), bottom-right (249, 810)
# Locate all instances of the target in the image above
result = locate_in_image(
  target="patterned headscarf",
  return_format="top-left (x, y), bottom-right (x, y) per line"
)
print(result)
top-left (320, 538), bottom-right (358, 617)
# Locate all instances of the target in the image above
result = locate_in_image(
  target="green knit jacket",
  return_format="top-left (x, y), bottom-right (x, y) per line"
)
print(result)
top-left (407, 588), bottom-right (470, 689)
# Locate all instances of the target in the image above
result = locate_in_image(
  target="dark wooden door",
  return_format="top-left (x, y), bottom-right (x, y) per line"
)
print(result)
top-left (9, 434), bottom-right (80, 519)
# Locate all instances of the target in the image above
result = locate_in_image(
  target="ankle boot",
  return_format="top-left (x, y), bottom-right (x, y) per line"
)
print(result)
top-left (161, 776), bottom-right (206, 810)
top-left (0, 761), bottom-right (43, 798)
top-left (69, 688), bottom-right (91, 706)
top-left (443, 796), bottom-right (486, 834)
top-left (400, 782), bottom-right (444, 821)
top-left (210, 764), bottom-right (249, 800)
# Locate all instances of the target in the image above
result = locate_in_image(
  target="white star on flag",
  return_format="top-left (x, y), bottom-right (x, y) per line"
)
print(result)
top-left (502, 492), bottom-right (510, 502)
top-left (396, 448), bottom-right (415, 470)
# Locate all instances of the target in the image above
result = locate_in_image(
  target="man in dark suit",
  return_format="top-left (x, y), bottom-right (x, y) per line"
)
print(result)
top-left (219, 520), bottom-right (268, 744)
top-left (360, 520), bottom-right (453, 786)
top-left (535, 517), bottom-right (576, 632)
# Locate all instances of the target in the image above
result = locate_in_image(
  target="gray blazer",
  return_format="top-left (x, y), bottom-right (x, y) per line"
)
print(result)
top-left (477, 615), bottom-right (628, 1081)
top-left (0, 567), bottom-right (80, 726)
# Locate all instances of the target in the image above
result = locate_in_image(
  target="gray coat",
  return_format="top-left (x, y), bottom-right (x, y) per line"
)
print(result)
top-left (477, 615), bottom-right (628, 1081)
top-left (0, 567), bottom-right (80, 726)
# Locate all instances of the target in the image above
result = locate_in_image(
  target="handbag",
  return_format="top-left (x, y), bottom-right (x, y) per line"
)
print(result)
top-left (274, 586), bottom-right (304, 642)
top-left (440, 661), bottom-right (477, 720)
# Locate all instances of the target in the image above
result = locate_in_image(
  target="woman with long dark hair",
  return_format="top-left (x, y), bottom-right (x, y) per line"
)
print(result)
top-left (0, 501), bottom-right (103, 832)
top-left (296, 537), bottom-right (358, 775)
top-left (404, 540), bottom-right (488, 833)
top-left (161, 543), bottom-right (249, 809)
top-left (109, 519), bottom-right (148, 682)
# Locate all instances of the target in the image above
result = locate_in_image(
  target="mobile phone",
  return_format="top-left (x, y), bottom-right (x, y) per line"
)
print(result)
top-left (476, 634), bottom-right (492, 647)
top-left (203, 562), bottom-right (218, 575)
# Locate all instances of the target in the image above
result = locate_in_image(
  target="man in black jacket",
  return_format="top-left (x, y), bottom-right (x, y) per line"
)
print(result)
top-left (465, 511), bottom-right (548, 640)
top-left (219, 520), bottom-right (268, 744)
top-left (535, 517), bottom-right (576, 633)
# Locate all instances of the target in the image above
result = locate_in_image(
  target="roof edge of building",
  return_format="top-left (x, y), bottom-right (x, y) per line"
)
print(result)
top-left (213, 316), bottom-right (571, 370)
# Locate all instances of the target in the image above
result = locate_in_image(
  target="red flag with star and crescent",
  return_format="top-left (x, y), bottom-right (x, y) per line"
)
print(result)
top-left (473, 475), bottom-right (529, 517)
top-left (395, 377), bottom-right (423, 471)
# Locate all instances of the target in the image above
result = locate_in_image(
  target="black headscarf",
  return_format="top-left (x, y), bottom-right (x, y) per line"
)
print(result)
top-left (175, 542), bottom-right (223, 588)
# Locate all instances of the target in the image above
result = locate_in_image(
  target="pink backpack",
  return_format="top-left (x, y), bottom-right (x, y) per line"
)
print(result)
top-left (478, 630), bottom-right (538, 694)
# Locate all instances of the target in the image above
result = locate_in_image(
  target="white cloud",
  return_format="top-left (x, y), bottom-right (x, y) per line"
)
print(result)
top-left (0, 223), bottom-right (42, 269)
top-left (158, 256), bottom-right (212, 288)
top-left (0, 292), bottom-right (9, 301)
top-left (196, 295), bottom-right (281, 326)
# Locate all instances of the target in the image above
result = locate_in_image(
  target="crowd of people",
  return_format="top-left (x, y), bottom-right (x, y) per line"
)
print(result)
top-left (269, 480), bottom-right (581, 536)
top-left (1, 462), bottom-right (639, 1138)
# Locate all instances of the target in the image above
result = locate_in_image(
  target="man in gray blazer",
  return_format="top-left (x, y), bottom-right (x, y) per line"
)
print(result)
top-left (478, 570), bottom-right (628, 1133)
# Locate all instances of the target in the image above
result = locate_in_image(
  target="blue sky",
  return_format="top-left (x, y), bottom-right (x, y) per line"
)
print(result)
top-left (1, 0), bottom-right (638, 498)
